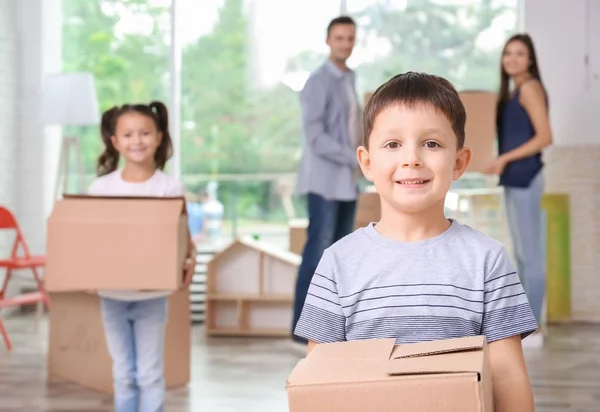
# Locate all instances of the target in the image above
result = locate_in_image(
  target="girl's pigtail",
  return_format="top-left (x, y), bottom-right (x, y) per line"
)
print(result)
top-left (97, 106), bottom-right (120, 176)
top-left (149, 101), bottom-right (173, 170)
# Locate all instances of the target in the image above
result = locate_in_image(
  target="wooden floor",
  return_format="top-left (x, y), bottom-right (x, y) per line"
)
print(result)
top-left (1, 315), bottom-right (599, 411)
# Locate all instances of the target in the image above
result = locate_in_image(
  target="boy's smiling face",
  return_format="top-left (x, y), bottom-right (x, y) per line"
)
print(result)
top-left (358, 103), bottom-right (471, 214)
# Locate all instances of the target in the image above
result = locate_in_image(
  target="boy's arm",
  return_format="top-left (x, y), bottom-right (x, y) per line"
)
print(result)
top-left (482, 246), bottom-right (538, 412)
top-left (489, 336), bottom-right (534, 412)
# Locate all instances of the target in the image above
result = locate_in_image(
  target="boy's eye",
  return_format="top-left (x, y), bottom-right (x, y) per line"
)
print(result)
top-left (424, 141), bottom-right (441, 148)
top-left (385, 141), bottom-right (400, 149)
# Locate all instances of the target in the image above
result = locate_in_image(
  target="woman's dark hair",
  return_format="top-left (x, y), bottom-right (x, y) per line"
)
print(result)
top-left (496, 34), bottom-right (545, 131)
top-left (97, 101), bottom-right (173, 176)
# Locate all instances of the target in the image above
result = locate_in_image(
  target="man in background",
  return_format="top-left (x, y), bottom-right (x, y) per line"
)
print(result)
top-left (292, 16), bottom-right (363, 344)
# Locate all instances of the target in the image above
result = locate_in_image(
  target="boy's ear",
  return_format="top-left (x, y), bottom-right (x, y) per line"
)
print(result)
top-left (453, 146), bottom-right (472, 180)
top-left (357, 146), bottom-right (373, 182)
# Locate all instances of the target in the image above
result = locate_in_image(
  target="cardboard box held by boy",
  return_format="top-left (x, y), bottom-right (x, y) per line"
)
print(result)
top-left (287, 335), bottom-right (493, 412)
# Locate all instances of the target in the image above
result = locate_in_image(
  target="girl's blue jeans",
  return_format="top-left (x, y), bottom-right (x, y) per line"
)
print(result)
top-left (100, 296), bottom-right (168, 412)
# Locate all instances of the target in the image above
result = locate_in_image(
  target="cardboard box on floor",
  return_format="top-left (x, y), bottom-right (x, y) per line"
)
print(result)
top-left (45, 195), bottom-right (188, 292)
top-left (288, 189), bottom-right (381, 255)
top-left (47, 290), bottom-right (190, 393)
top-left (287, 336), bottom-right (493, 412)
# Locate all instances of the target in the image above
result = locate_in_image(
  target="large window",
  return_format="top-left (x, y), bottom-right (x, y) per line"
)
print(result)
top-left (346, 0), bottom-right (520, 97)
top-left (178, 0), bottom-right (341, 243)
top-left (62, 0), bottom-right (519, 244)
top-left (62, 0), bottom-right (171, 183)
top-left (345, 0), bottom-right (520, 192)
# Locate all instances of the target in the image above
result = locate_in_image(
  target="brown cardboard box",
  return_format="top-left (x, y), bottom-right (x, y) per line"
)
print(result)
top-left (46, 195), bottom-right (188, 292)
top-left (47, 290), bottom-right (190, 393)
top-left (459, 91), bottom-right (497, 173)
top-left (288, 189), bottom-right (381, 255)
top-left (289, 219), bottom-right (308, 255)
top-left (355, 187), bottom-right (381, 228)
top-left (287, 336), bottom-right (493, 412)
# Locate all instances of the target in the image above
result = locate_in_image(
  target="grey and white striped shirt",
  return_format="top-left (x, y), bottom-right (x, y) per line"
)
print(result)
top-left (295, 219), bottom-right (539, 344)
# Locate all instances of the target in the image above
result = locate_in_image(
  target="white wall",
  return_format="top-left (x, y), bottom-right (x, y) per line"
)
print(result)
top-left (0, 0), bottom-right (62, 302)
top-left (0, 0), bottom-right (20, 303)
top-left (17, 0), bottom-right (62, 255)
top-left (0, 0), bottom-right (19, 252)
top-left (524, 0), bottom-right (600, 145)
top-left (525, 0), bottom-right (600, 322)
top-left (589, 1), bottom-right (600, 90)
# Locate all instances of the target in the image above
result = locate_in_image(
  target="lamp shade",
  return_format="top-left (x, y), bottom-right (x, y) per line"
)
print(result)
top-left (42, 72), bottom-right (100, 126)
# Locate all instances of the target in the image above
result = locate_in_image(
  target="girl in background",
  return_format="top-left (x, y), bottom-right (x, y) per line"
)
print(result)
top-left (88, 101), bottom-right (196, 412)
top-left (487, 34), bottom-right (553, 346)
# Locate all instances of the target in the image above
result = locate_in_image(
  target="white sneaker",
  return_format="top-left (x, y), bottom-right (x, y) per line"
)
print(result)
top-left (522, 332), bottom-right (544, 349)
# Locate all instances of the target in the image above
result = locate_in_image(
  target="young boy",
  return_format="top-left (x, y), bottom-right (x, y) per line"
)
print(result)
top-left (294, 72), bottom-right (538, 411)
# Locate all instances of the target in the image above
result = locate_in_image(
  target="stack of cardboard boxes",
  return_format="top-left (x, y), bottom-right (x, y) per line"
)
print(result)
top-left (45, 195), bottom-right (191, 393)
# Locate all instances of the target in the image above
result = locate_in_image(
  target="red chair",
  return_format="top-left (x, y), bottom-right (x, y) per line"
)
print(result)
top-left (0, 206), bottom-right (50, 350)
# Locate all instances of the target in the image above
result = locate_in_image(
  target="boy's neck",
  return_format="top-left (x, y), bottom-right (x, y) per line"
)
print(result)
top-left (375, 203), bottom-right (451, 243)
top-left (120, 164), bottom-right (156, 183)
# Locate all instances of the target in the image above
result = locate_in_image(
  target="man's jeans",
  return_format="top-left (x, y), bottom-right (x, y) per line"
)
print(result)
top-left (292, 193), bottom-right (356, 343)
top-left (504, 171), bottom-right (546, 324)
top-left (100, 296), bottom-right (168, 412)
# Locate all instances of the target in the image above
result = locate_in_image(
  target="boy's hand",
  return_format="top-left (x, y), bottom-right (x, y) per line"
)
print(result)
top-left (182, 255), bottom-right (196, 287)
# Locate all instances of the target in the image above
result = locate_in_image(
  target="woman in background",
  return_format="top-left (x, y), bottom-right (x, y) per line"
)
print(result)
top-left (486, 33), bottom-right (553, 346)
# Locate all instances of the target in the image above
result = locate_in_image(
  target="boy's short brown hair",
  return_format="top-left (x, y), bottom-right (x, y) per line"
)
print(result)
top-left (363, 72), bottom-right (466, 149)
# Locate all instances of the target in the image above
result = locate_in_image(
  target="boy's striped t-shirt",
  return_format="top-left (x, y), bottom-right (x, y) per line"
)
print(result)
top-left (294, 219), bottom-right (539, 345)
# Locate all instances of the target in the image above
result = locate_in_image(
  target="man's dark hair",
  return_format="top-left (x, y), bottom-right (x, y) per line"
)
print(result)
top-left (327, 16), bottom-right (356, 37)
top-left (363, 72), bottom-right (466, 149)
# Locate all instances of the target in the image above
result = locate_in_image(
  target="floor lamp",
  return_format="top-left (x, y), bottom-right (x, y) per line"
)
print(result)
top-left (42, 72), bottom-right (100, 200)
